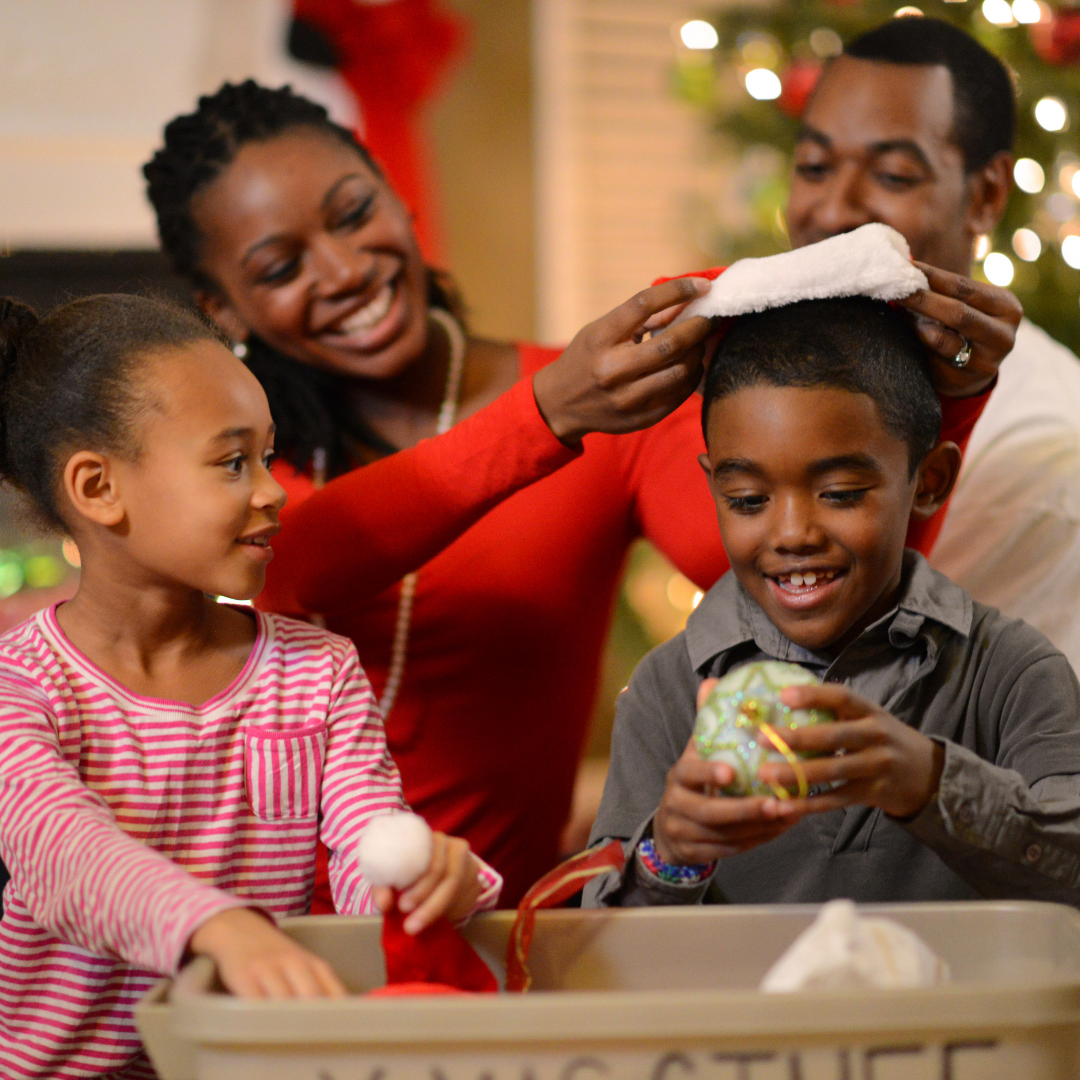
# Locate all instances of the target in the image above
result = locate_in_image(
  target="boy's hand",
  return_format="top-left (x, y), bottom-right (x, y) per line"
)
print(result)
top-left (653, 683), bottom-right (797, 866)
top-left (760, 684), bottom-right (946, 820)
top-left (189, 907), bottom-right (347, 999)
top-left (896, 262), bottom-right (1022, 399)
top-left (371, 832), bottom-right (482, 935)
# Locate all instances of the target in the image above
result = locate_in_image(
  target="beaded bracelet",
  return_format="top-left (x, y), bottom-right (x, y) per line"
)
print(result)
top-left (637, 836), bottom-right (717, 885)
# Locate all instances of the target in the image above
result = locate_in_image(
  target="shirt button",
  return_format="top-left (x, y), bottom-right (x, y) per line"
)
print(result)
top-left (1025, 844), bottom-right (1043, 864)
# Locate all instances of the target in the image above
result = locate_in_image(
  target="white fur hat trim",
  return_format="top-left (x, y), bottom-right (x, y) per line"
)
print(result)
top-left (357, 811), bottom-right (433, 889)
top-left (677, 223), bottom-right (928, 322)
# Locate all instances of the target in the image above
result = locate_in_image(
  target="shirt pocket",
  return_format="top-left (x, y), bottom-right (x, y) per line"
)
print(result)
top-left (244, 721), bottom-right (328, 822)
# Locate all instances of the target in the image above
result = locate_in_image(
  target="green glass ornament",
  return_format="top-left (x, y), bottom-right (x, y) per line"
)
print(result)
top-left (693, 661), bottom-right (834, 797)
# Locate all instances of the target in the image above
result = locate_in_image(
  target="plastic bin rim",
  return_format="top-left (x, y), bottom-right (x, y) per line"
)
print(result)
top-left (172, 982), bottom-right (1080, 1045)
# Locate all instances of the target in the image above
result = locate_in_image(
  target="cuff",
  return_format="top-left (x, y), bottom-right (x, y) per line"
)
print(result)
top-left (167, 890), bottom-right (256, 977)
top-left (471, 856), bottom-right (503, 914)
top-left (583, 818), bottom-right (716, 908)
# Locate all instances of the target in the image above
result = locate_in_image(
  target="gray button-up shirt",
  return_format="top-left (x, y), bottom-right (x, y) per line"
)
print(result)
top-left (585, 553), bottom-right (1080, 909)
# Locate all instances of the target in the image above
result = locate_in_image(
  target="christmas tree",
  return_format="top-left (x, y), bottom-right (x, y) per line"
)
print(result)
top-left (674, 0), bottom-right (1080, 353)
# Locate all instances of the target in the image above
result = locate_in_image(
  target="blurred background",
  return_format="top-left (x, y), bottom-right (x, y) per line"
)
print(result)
top-left (1, 0), bottom-right (1078, 764)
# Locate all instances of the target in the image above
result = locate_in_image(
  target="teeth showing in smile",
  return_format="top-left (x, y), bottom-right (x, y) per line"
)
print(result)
top-left (334, 282), bottom-right (394, 334)
top-left (775, 569), bottom-right (839, 591)
top-left (240, 536), bottom-right (270, 547)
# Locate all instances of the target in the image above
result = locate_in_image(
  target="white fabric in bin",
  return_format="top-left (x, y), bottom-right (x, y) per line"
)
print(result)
top-left (677, 223), bottom-right (927, 320)
top-left (761, 899), bottom-right (950, 992)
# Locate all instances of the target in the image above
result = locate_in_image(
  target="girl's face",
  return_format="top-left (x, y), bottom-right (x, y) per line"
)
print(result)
top-left (84, 341), bottom-right (287, 601)
top-left (191, 129), bottom-right (431, 381)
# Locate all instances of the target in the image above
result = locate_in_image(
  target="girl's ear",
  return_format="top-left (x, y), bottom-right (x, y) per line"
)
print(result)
top-left (63, 451), bottom-right (126, 528)
top-left (195, 289), bottom-right (249, 344)
top-left (910, 440), bottom-right (962, 521)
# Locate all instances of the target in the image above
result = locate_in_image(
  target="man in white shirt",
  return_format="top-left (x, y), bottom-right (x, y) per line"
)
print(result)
top-left (931, 322), bottom-right (1080, 670)
top-left (785, 16), bottom-right (1080, 671)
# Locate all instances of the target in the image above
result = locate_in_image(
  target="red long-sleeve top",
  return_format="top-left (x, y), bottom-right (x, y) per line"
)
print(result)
top-left (259, 346), bottom-right (987, 906)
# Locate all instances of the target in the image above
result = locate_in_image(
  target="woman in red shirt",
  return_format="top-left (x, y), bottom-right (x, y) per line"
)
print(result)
top-left (145, 82), bottom-right (991, 905)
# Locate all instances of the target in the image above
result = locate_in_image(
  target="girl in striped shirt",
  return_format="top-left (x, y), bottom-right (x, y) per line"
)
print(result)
top-left (0, 293), bottom-right (500, 1079)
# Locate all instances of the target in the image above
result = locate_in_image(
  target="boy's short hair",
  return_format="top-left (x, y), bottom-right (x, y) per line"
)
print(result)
top-left (701, 297), bottom-right (941, 475)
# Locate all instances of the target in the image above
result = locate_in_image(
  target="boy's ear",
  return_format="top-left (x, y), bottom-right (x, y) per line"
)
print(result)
top-left (909, 441), bottom-right (962, 521)
top-left (195, 288), bottom-right (249, 344)
top-left (63, 451), bottom-right (127, 529)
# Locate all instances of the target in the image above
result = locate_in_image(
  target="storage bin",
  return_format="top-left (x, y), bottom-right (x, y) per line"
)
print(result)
top-left (135, 902), bottom-right (1080, 1080)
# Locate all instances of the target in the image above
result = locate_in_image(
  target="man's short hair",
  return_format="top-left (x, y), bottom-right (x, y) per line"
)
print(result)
top-left (846, 17), bottom-right (1015, 173)
top-left (702, 297), bottom-right (941, 475)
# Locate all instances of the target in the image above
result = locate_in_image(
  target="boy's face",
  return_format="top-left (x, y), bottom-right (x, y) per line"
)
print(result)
top-left (701, 385), bottom-right (935, 652)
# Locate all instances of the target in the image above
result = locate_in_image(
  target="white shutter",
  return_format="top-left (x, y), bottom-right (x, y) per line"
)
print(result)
top-left (533, 0), bottom-right (728, 342)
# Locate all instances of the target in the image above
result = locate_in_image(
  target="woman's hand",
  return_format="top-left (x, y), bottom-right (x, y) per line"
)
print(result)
top-left (532, 278), bottom-right (714, 445)
top-left (188, 907), bottom-right (347, 999)
top-left (759, 683), bottom-right (946, 821)
top-left (896, 262), bottom-right (1023, 399)
top-left (371, 831), bottom-right (482, 935)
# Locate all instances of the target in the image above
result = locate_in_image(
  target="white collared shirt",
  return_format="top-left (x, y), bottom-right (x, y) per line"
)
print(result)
top-left (931, 318), bottom-right (1080, 674)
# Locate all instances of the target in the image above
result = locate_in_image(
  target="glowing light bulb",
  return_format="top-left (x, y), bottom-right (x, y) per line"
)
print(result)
top-left (1012, 0), bottom-right (1043, 23)
top-left (894, 6), bottom-right (924, 16)
top-left (809, 28), bottom-right (843, 58)
top-left (983, 252), bottom-right (1015, 286)
top-left (680, 20), bottom-right (718, 50)
top-left (1012, 228), bottom-right (1042, 262)
top-left (1036, 97), bottom-right (1068, 132)
top-left (982, 0), bottom-right (1016, 24)
top-left (745, 68), bottom-right (782, 101)
top-left (1062, 235), bottom-right (1080, 269)
top-left (1014, 158), bottom-right (1045, 194)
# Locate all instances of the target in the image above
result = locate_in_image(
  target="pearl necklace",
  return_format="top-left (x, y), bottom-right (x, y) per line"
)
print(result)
top-left (378, 307), bottom-right (466, 719)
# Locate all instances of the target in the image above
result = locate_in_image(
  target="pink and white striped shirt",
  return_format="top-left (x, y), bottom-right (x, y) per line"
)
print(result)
top-left (0, 606), bottom-right (501, 1079)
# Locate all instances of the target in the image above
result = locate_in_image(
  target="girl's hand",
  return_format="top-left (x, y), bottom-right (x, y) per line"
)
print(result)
top-left (188, 907), bottom-right (347, 999)
top-left (371, 832), bottom-right (482, 935)
top-left (759, 683), bottom-right (946, 820)
top-left (532, 278), bottom-right (714, 445)
top-left (896, 262), bottom-right (1022, 399)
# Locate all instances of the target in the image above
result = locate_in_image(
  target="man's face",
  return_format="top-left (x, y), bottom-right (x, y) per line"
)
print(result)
top-left (700, 385), bottom-right (919, 652)
top-left (786, 56), bottom-right (975, 274)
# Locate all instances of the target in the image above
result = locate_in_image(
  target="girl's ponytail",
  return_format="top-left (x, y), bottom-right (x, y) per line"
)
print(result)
top-left (0, 298), bottom-right (39, 479)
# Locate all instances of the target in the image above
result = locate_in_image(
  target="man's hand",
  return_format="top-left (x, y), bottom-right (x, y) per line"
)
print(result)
top-left (532, 277), bottom-right (714, 445)
top-left (896, 262), bottom-right (1022, 399)
top-left (189, 907), bottom-right (347, 999)
top-left (759, 683), bottom-right (946, 820)
top-left (371, 832), bottom-right (482, 935)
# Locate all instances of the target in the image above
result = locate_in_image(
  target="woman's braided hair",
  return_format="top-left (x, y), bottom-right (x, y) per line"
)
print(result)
top-left (0, 294), bottom-right (219, 530)
top-left (144, 80), bottom-right (463, 478)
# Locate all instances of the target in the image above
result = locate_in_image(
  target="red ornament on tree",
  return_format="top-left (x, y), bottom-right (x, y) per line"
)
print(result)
top-left (778, 61), bottom-right (822, 118)
top-left (1030, 9), bottom-right (1080, 66)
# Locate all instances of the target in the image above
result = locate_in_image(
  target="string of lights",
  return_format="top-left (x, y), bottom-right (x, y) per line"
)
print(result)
top-left (672, 0), bottom-right (1080, 356)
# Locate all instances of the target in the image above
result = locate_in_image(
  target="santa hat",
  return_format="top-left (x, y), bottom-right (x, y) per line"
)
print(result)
top-left (358, 812), bottom-right (498, 996)
top-left (659, 223), bottom-right (927, 322)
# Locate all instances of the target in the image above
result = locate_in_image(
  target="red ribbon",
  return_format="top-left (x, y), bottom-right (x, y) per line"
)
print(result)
top-left (505, 841), bottom-right (626, 993)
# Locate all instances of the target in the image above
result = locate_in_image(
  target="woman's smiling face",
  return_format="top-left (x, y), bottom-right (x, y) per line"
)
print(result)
top-left (700, 384), bottom-right (921, 653)
top-left (190, 128), bottom-right (430, 380)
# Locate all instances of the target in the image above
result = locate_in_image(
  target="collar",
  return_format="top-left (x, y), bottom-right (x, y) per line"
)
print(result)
top-left (684, 550), bottom-right (972, 674)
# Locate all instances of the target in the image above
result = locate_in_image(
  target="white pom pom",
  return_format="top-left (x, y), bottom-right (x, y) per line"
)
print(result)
top-left (357, 812), bottom-right (433, 889)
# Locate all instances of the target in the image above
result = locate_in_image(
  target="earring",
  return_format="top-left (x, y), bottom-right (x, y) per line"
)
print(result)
top-left (232, 341), bottom-right (249, 359)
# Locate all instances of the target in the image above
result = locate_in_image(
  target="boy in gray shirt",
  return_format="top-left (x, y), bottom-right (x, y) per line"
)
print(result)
top-left (586, 297), bottom-right (1080, 909)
